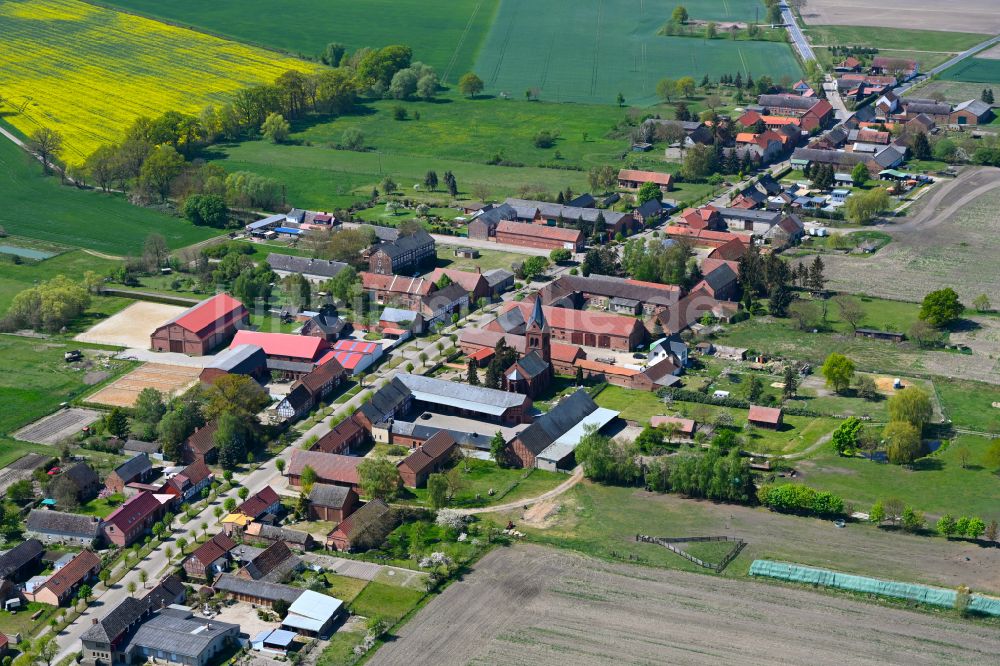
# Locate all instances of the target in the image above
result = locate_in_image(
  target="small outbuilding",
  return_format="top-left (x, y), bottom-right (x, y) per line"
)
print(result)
top-left (281, 590), bottom-right (344, 637)
top-left (748, 405), bottom-right (783, 429)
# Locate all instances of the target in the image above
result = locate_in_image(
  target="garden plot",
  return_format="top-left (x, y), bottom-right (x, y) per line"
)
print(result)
top-left (74, 301), bottom-right (186, 349)
top-left (14, 408), bottom-right (101, 444)
top-left (87, 363), bottom-right (201, 407)
top-left (371, 544), bottom-right (1000, 666)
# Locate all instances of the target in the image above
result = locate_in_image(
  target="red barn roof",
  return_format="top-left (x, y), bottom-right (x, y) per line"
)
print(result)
top-left (748, 405), bottom-right (783, 425)
top-left (231, 331), bottom-right (327, 360)
top-left (104, 491), bottom-right (161, 533)
top-left (237, 486), bottom-right (281, 519)
top-left (171, 294), bottom-right (245, 335)
top-left (189, 532), bottom-right (236, 566)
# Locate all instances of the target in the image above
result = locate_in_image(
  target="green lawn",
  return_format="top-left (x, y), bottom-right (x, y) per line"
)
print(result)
top-left (400, 458), bottom-right (564, 509)
top-left (348, 581), bottom-right (425, 623)
top-left (433, 246), bottom-right (526, 273)
top-left (0, 248), bottom-right (121, 312)
top-left (935, 378), bottom-right (1000, 432)
top-left (798, 435), bottom-right (1000, 518)
top-left (475, 0), bottom-right (800, 105)
top-left (102, 0), bottom-right (498, 78)
top-left (322, 573), bottom-right (370, 603)
top-left (0, 334), bottom-right (133, 437)
top-left (315, 630), bottom-right (365, 666)
top-left (76, 493), bottom-right (125, 518)
top-left (0, 438), bottom-right (49, 468)
top-left (0, 130), bottom-right (223, 254)
top-left (802, 25), bottom-right (989, 53)
top-left (0, 602), bottom-right (57, 636)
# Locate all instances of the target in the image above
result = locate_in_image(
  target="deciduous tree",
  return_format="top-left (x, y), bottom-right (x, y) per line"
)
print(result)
top-left (458, 72), bottom-right (484, 98)
top-left (357, 455), bottom-right (401, 500)
top-left (919, 287), bottom-right (963, 328)
top-left (821, 352), bottom-right (854, 394)
top-left (884, 421), bottom-right (923, 465)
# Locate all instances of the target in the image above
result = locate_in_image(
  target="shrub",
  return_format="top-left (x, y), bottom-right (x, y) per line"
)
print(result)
top-left (756, 484), bottom-right (845, 517)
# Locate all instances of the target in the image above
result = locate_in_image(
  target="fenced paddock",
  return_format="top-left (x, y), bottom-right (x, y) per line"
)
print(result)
top-left (87, 363), bottom-right (201, 407)
top-left (636, 534), bottom-right (746, 572)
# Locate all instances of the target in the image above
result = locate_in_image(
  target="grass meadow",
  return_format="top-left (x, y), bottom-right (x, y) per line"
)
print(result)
top-left (802, 25), bottom-right (988, 53)
top-left (0, 0), bottom-right (318, 162)
top-left (474, 0), bottom-right (801, 105)
top-left (0, 132), bottom-right (222, 254)
top-left (103, 0), bottom-right (498, 79)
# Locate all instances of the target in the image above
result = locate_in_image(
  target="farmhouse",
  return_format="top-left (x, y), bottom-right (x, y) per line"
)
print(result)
top-left (756, 94), bottom-right (833, 131)
top-left (244, 523), bottom-right (314, 551)
top-left (532, 274), bottom-right (680, 316)
top-left (61, 462), bottom-right (101, 503)
top-left (230, 330), bottom-right (332, 380)
top-left (361, 272), bottom-right (435, 308)
top-left (103, 492), bottom-right (166, 547)
top-left (458, 328), bottom-right (583, 376)
top-left (183, 532), bottom-right (236, 581)
top-left (106, 454), bottom-right (154, 493)
top-left (267, 254), bottom-right (349, 283)
top-left (183, 421), bottom-right (219, 465)
top-left (237, 541), bottom-right (302, 583)
top-left (425, 268), bottom-right (491, 302)
top-left (276, 357), bottom-right (347, 420)
top-left (617, 169), bottom-right (673, 192)
top-left (650, 415), bottom-right (696, 439)
top-left (308, 484), bottom-right (359, 522)
top-left (368, 230), bottom-right (435, 275)
top-left (503, 198), bottom-right (637, 237)
top-left (161, 460), bottom-right (213, 501)
top-left (419, 282), bottom-right (470, 327)
top-left (150, 293), bottom-right (248, 355)
top-left (26, 509), bottom-right (103, 546)
top-left (313, 415), bottom-right (367, 455)
top-left (494, 220), bottom-right (584, 252)
top-left (467, 203), bottom-right (518, 240)
top-left (212, 574), bottom-right (303, 608)
top-left (125, 609), bottom-right (239, 666)
top-left (325, 499), bottom-right (394, 552)
top-left (300, 309), bottom-right (347, 342)
top-left (506, 390), bottom-right (619, 471)
top-left (748, 405), bottom-right (783, 429)
top-left (199, 344), bottom-right (267, 385)
top-left (236, 486), bottom-right (282, 522)
top-left (490, 301), bottom-right (646, 352)
top-left (26, 550), bottom-right (100, 606)
top-left (397, 431), bottom-right (459, 488)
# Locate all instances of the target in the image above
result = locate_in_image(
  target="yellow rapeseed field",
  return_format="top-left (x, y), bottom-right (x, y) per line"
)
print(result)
top-left (0, 0), bottom-right (318, 163)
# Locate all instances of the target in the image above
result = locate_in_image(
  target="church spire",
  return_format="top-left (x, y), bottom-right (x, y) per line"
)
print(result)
top-left (528, 296), bottom-right (547, 331)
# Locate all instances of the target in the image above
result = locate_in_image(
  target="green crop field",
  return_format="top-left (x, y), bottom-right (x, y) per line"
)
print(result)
top-left (0, 131), bottom-right (222, 254)
top-left (474, 0), bottom-right (801, 105)
top-left (940, 58), bottom-right (1000, 84)
top-left (102, 0), bottom-right (498, 79)
top-left (802, 25), bottom-right (988, 53)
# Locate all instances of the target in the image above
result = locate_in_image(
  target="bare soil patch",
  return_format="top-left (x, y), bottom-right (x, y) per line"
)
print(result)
top-left (371, 544), bottom-right (999, 666)
top-left (74, 301), bottom-right (186, 349)
top-left (87, 363), bottom-right (201, 407)
top-left (801, 0), bottom-right (1000, 34)
top-left (14, 408), bottom-right (101, 444)
top-left (977, 42), bottom-right (1000, 59)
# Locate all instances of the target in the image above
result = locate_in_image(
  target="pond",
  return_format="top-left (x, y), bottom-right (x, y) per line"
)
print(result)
top-left (0, 244), bottom-right (56, 260)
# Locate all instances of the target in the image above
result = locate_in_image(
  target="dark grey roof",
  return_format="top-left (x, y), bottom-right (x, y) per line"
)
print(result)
top-left (516, 390), bottom-right (598, 456)
top-left (82, 597), bottom-right (147, 643)
top-left (130, 611), bottom-right (239, 658)
top-left (113, 453), bottom-right (152, 482)
top-left (145, 575), bottom-right (186, 609)
top-left (422, 283), bottom-right (468, 311)
top-left (267, 359), bottom-right (317, 374)
top-left (716, 207), bottom-right (782, 223)
top-left (304, 313), bottom-right (345, 336)
top-left (358, 376), bottom-right (411, 425)
top-left (64, 462), bottom-right (99, 490)
top-left (758, 94), bottom-right (817, 111)
top-left (280, 384), bottom-right (313, 412)
top-left (953, 99), bottom-right (991, 117)
top-left (0, 539), bottom-right (42, 578)
top-left (482, 269), bottom-right (514, 288)
top-left (566, 193), bottom-right (596, 208)
top-left (373, 230), bottom-right (434, 260)
top-left (27, 510), bottom-right (101, 538)
top-left (253, 524), bottom-right (311, 546)
top-left (267, 254), bottom-right (349, 279)
top-left (510, 351), bottom-right (549, 380)
top-left (474, 203), bottom-right (518, 228)
top-left (206, 344), bottom-right (267, 373)
top-left (528, 297), bottom-right (546, 331)
top-left (309, 483), bottom-right (352, 507)
top-left (496, 304), bottom-right (526, 333)
top-left (757, 175), bottom-right (782, 195)
top-left (872, 144), bottom-right (906, 168)
top-left (901, 100), bottom-right (951, 116)
top-left (364, 225), bottom-right (399, 243)
top-left (635, 199), bottom-right (663, 218)
top-left (124, 439), bottom-right (161, 455)
top-left (792, 148), bottom-right (871, 167)
top-left (502, 198), bottom-right (631, 226)
top-left (702, 263), bottom-right (737, 291)
top-left (213, 574), bottom-right (304, 603)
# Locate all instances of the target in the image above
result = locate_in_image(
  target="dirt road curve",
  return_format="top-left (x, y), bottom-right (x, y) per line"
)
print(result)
top-left (455, 466), bottom-right (584, 515)
top-left (371, 545), bottom-right (1000, 666)
top-left (891, 166), bottom-right (1000, 232)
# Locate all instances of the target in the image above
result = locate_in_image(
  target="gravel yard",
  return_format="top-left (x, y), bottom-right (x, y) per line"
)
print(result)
top-left (371, 544), bottom-right (1000, 666)
top-left (74, 301), bottom-right (186, 349)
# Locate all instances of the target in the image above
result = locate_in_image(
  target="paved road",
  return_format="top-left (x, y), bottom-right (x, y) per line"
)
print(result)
top-left (780, 2), bottom-right (814, 62)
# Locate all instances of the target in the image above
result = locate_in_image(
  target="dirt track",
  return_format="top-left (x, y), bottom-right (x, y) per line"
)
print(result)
top-left (370, 545), bottom-right (1000, 666)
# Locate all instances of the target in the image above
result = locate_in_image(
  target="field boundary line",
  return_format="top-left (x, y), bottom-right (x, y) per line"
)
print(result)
top-left (487, 0), bottom-right (521, 85)
top-left (443, 0), bottom-right (483, 84)
top-left (590, 0), bottom-right (605, 96)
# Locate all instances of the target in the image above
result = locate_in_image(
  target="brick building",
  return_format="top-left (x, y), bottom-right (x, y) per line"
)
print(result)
top-left (489, 301), bottom-right (646, 352)
top-left (150, 293), bottom-right (248, 355)
top-left (367, 230), bottom-right (435, 275)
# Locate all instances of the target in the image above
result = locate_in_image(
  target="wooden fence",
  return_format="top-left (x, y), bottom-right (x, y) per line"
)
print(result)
top-left (636, 534), bottom-right (747, 573)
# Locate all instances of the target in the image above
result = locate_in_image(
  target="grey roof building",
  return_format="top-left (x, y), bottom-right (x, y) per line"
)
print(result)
top-left (502, 198), bottom-right (631, 227)
top-left (26, 509), bottom-right (102, 545)
top-left (109, 453), bottom-right (153, 487)
top-left (124, 439), bottom-right (161, 456)
top-left (267, 254), bottom-right (349, 282)
top-left (213, 573), bottom-right (304, 606)
top-left (127, 609), bottom-right (239, 666)
top-left (0, 538), bottom-right (43, 581)
top-left (203, 344), bottom-right (267, 375)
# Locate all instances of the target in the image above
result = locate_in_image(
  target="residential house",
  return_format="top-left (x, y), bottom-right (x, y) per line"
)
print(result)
top-left (125, 609), bottom-right (238, 666)
top-left (62, 462), bottom-right (101, 503)
top-left (871, 56), bottom-right (918, 80)
top-left (693, 259), bottom-right (740, 301)
top-left (275, 358), bottom-right (346, 421)
top-left (360, 273), bottom-right (435, 309)
top-left (183, 421), bottom-right (219, 466)
top-left (105, 454), bottom-right (154, 493)
top-left (229, 330), bottom-right (331, 380)
top-left (161, 461), bottom-right (213, 502)
top-left (25, 550), bottom-right (101, 606)
top-left (419, 282), bottom-right (469, 327)
top-left (502, 198), bottom-right (637, 237)
top-left (425, 268), bottom-right (491, 302)
top-left (396, 432), bottom-right (459, 488)
top-left (182, 532), bottom-right (237, 581)
top-left (617, 169), bottom-right (673, 192)
top-left (482, 269), bottom-right (515, 298)
top-left (102, 492), bottom-right (166, 547)
top-left (367, 230), bottom-right (435, 275)
top-left (150, 293), bottom-right (248, 356)
top-left (26, 510), bottom-right (103, 546)
top-left (466, 203), bottom-right (518, 240)
top-left (236, 541), bottom-right (302, 583)
top-left (676, 206), bottom-right (725, 231)
top-left (244, 523), bottom-right (314, 552)
top-left (756, 94), bottom-right (833, 131)
top-left (632, 198), bottom-right (672, 226)
top-left (308, 484), bottom-right (359, 523)
top-left (300, 309), bottom-right (347, 343)
top-left (236, 487), bottom-right (282, 522)
top-left (312, 415), bottom-right (367, 455)
top-left (325, 499), bottom-right (394, 552)
top-left (266, 254), bottom-right (349, 283)
top-left (650, 415), bottom-right (696, 440)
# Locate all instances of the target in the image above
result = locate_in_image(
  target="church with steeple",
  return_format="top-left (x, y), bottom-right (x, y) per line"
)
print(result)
top-left (503, 297), bottom-right (553, 398)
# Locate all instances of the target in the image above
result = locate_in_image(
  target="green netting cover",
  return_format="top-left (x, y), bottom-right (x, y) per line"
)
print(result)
top-left (749, 560), bottom-right (1000, 617)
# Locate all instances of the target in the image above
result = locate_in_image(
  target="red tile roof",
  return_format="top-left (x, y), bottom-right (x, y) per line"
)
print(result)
top-left (40, 550), bottom-right (100, 600)
top-left (399, 432), bottom-right (457, 476)
top-left (497, 302), bottom-right (643, 339)
top-left (297, 357), bottom-right (346, 394)
top-left (237, 486), bottom-right (281, 519)
top-left (496, 220), bottom-right (582, 243)
top-left (707, 237), bottom-right (749, 261)
top-left (701, 257), bottom-right (740, 277)
top-left (360, 273), bottom-right (434, 296)
top-left (190, 532), bottom-right (237, 566)
top-left (186, 421), bottom-right (219, 455)
top-left (665, 226), bottom-right (744, 244)
top-left (425, 268), bottom-right (486, 293)
top-left (618, 169), bottom-right (673, 187)
top-left (231, 331), bottom-right (327, 360)
top-left (172, 294), bottom-right (246, 335)
top-left (650, 416), bottom-right (696, 434)
top-left (748, 405), bottom-right (783, 425)
top-left (289, 450), bottom-right (362, 485)
top-left (104, 491), bottom-right (161, 533)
